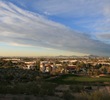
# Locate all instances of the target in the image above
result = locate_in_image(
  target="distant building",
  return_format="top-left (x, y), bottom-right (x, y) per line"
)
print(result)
top-left (66, 66), bottom-right (76, 73)
top-left (3, 58), bottom-right (21, 61)
top-left (24, 61), bottom-right (36, 69)
top-left (40, 61), bottom-right (56, 73)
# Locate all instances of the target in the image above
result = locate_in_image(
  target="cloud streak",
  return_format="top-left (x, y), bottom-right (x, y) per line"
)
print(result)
top-left (33, 0), bottom-right (110, 44)
top-left (33, 0), bottom-right (105, 17)
top-left (0, 1), bottom-right (110, 56)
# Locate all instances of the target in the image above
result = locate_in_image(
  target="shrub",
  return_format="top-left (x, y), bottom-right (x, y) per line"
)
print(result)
top-left (70, 85), bottom-right (84, 92)
top-left (62, 91), bottom-right (75, 100)
top-left (80, 90), bottom-right (110, 100)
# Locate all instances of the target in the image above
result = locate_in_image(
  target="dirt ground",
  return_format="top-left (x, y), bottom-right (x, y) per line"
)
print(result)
top-left (1, 86), bottom-right (110, 100)
top-left (0, 94), bottom-right (63, 100)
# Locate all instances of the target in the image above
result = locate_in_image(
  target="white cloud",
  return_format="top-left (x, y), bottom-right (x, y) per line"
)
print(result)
top-left (34, 0), bottom-right (104, 17)
top-left (0, 1), bottom-right (110, 56)
top-left (9, 42), bottom-right (34, 47)
top-left (31, 0), bottom-right (110, 43)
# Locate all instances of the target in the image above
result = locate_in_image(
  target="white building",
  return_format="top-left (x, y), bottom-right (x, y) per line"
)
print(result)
top-left (24, 61), bottom-right (36, 69)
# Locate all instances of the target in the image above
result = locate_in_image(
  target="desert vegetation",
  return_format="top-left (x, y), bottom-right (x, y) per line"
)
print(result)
top-left (0, 68), bottom-right (110, 100)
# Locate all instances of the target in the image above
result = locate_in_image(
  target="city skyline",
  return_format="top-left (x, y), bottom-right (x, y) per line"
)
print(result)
top-left (0, 0), bottom-right (110, 56)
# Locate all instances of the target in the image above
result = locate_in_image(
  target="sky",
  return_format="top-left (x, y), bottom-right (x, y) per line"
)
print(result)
top-left (0, 0), bottom-right (110, 57)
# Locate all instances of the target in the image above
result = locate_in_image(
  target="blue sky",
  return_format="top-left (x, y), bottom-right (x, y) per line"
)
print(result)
top-left (0, 0), bottom-right (110, 56)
